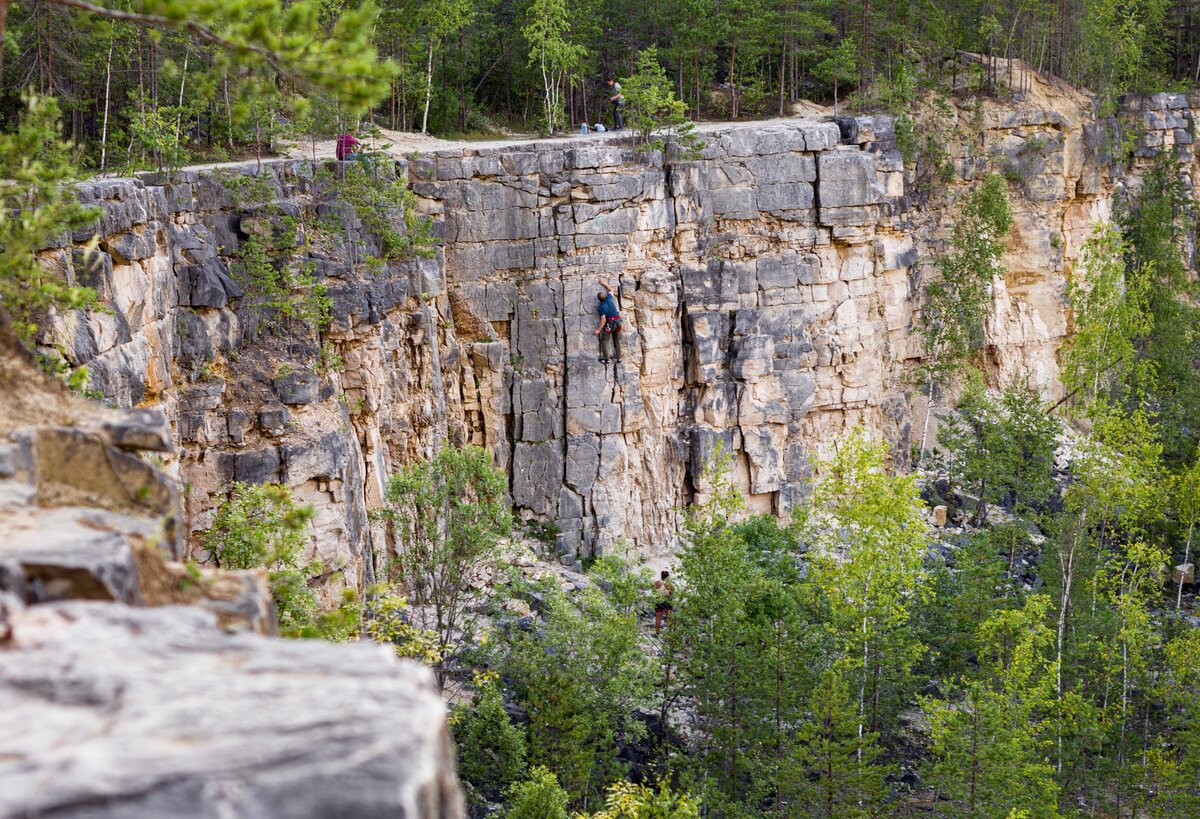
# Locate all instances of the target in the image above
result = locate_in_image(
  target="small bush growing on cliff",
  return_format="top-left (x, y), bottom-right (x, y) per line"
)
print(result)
top-left (233, 234), bottom-right (332, 336)
top-left (204, 481), bottom-right (354, 639)
top-left (328, 163), bottom-right (436, 260)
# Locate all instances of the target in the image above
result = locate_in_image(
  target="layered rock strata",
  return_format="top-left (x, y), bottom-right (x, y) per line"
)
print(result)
top-left (40, 89), bottom-right (1200, 571)
top-left (0, 599), bottom-right (462, 819)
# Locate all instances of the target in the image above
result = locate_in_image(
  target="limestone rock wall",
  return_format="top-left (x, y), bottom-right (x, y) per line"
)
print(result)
top-left (43, 90), bottom-right (1200, 571)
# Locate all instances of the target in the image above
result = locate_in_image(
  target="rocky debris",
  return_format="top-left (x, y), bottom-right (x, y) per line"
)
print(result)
top-left (0, 600), bottom-right (463, 819)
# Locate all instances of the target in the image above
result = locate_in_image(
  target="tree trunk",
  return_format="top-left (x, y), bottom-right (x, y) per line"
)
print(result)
top-left (778, 39), bottom-right (787, 116)
top-left (728, 41), bottom-right (738, 119)
top-left (421, 37), bottom-right (434, 135)
top-left (100, 41), bottom-right (115, 172)
top-left (1178, 520), bottom-right (1195, 609)
top-left (223, 71), bottom-right (234, 152)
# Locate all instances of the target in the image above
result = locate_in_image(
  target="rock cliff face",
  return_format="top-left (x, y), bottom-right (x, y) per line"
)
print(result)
top-left (40, 86), bottom-right (1200, 579)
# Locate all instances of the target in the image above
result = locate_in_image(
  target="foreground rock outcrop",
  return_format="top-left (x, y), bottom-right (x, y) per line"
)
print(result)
top-left (0, 600), bottom-right (462, 819)
top-left (37, 80), bottom-right (1200, 576)
top-left (0, 323), bottom-right (464, 818)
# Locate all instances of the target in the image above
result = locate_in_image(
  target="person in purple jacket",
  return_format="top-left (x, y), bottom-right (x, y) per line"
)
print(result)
top-left (335, 130), bottom-right (361, 161)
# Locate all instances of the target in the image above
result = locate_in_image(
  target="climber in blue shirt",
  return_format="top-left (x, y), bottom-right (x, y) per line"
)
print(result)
top-left (594, 277), bottom-right (623, 364)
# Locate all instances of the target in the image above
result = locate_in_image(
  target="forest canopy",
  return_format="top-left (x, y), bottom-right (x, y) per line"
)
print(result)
top-left (1, 0), bottom-right (1197, 169)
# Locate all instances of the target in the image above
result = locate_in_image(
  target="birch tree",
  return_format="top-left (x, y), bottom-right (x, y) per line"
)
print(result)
top-left (800, 429), bottom-right (931, 746)
top-left (522, 0), bottom-right (583, 134)
top-left (417, 0), bottom-right (473, 134)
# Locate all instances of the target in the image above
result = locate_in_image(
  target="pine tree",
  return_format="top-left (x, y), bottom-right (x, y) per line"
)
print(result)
top-left (784, 670), bottom-right (888, 818)
top-left (924, 595), bottom-right (1062, 819)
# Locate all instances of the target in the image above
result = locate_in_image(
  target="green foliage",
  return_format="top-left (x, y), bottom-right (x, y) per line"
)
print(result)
top-left (1062, 222), bottom-right (1154, 415)
top-left (784, 671), bottom-right (889, 818)
top-left (203, 481), bottom-right (349, 639)
top-left (233, 233), bottom-right (331, 336)
top-left (918, 174), bottom-right (1013, 390)
top-left (453, 671), bottom-right (528, 806)
top-left (315, 342), bottom-right (345, 374)
top-left (1118, 154), bottom-right (1200, 464)
top-left (329, 163), bottom-right (436, 260)
top-left (0, 95), bottom-right (98, 347)
top-left (937, 372), bottom-right (1060, 523)
top-left (522, 0), bottom-right (585, 133)
top-left (657, 451), bottom-right (817, 814)
top-left (619, 47), bottom-right (703, 158)
top-left (815, 38), bottom-right (857, 116)
top-left (1142, 629), bottom-right (1200, 817)
top-left (381, 443), bottom-right (511, 687)
top-left (363, 581), bottom-right (442, 662)
top-left (799, 429), bottom-right (931, 739)
top-left (924, 595), bottom-right (1062, 819)
top-left (497, 565), bottom-right (655, 806)
top-left (128, 106), bottom-right (184, 171)
top-left (586, 780), bottom-right (701, 818)
top-left (504, 765), bottom-right (570, 819)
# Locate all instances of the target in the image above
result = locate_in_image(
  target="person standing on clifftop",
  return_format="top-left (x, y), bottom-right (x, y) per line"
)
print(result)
top-left (595, 277), bottom-right (623, 364)
top-left (336, 129), bottom-right (362, 162)
top-left (606, 78), bottom-right (624, 130)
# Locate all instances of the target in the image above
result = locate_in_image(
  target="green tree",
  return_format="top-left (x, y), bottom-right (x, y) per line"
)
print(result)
top-left (619, 47), bottom-right (702, 156)
top-left (504, 765), bottom-right (570, 819)
top-left (660, 458), bottom-right (828, 814)
top-left (815, 37), bottom-right (857, 116)
top-left (799, 428), bottom-right (930, 744)
top-left (0, 95), bottom-right (98, 347)
top-left (1142, 629), bottom-right (1200, 817)
top-left (381, 443), bottom-right (511, 688)
top-left (1060, 222), bottom-right (1153, 415)
top-left (784, 670), bottom-right (889, 818)
top-left (522, 0), bottom-right (584, 133)
top-left (416, 0), bottom-right (475, 134)
top-left (0, 0), bottom-right (392, 111)
top-left (1119, 154), bottom-right (1200, 464)
top-left (453, 671), bottom-right (528, 807)
top-left (937, 372), bottom-right (1059, 525)
top-left (917, 174), bottom-right (1013, 458)
top-left (924, 595), bottom-right (1061, 819)
top-left (498, 567), bottom-right (655, 807)
top-left (204, 481), bottom-right (359, 639)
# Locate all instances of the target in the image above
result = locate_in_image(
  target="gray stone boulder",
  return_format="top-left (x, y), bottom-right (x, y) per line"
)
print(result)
top-left (0, 601), bottom-right (464, 819)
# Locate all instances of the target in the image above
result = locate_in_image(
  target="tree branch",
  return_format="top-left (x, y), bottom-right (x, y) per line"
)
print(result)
top-left (47, 0), bottom-right (289, 77)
